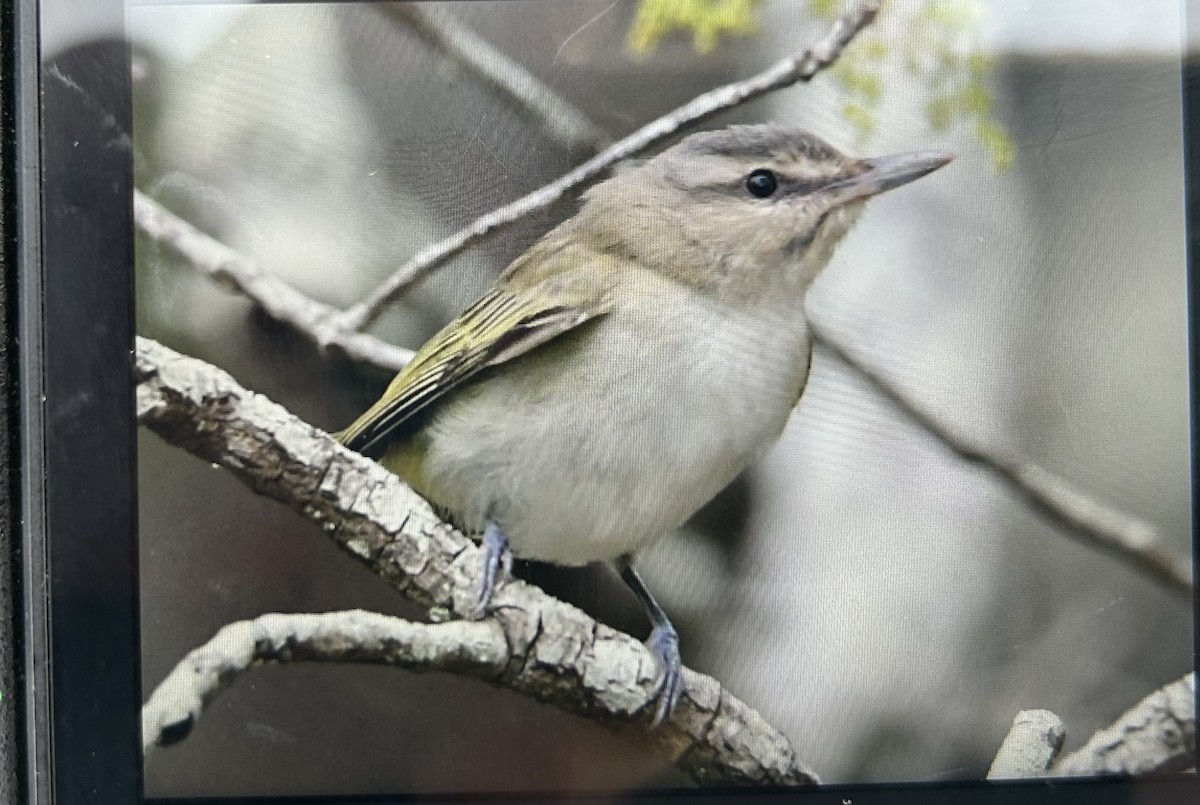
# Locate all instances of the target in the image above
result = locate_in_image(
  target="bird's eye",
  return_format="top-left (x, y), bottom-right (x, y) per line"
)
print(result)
top-left (745, 168), bottom-right (778, 199)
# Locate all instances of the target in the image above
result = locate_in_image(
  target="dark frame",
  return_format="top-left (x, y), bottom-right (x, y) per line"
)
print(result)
top-left (3, 0), bottom-right (25, 799)
top-left (1185, 18), bottom-right (1200, 794)
top-left (10, 0), bottom-right (1200, 803)
top-left (19, 0), bottom-right (141, 802)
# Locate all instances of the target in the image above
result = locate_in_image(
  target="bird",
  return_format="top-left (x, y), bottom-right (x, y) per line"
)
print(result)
top-left (337, 124), bottom-right (952, 726)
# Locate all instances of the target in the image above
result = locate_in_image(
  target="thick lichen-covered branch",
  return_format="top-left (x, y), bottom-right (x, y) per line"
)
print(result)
top-left (986, 709), bottom-right (1066, 778)
top-left (1050, 673), bottom-right (1195, 776)
top-left (987, 674), bottom-right (1195, 779)
top-left (135, 336), bottom-right (819, 787)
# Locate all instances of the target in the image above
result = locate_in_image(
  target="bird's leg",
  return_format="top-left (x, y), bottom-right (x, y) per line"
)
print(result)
top-left (473, 519), bottom-right (513, 617)
top-left (617, 556), bottom-right (682, 727)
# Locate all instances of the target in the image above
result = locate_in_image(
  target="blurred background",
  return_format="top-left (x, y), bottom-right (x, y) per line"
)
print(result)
top-left (116, 0), bottom-right (1194, 795)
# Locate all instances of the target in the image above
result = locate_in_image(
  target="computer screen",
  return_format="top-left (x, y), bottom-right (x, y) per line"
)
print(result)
top-left (23, 0), bottom-right (1198, 801)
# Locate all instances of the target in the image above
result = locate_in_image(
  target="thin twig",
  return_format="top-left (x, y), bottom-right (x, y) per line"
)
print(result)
top-left (134, 191), bottom-right (414, 372)
top-left (335, 0), bottom-right (882, 334)
top-left (808, 319), bottom-right (1193, 598)
top-left (381, 4), bottom-right (611, 153)
top-left (135, 336), bottom-right (820, 787)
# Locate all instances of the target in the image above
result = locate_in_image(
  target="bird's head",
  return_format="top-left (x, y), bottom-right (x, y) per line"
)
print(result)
top-left (576, 125), bottom-right (952, 302)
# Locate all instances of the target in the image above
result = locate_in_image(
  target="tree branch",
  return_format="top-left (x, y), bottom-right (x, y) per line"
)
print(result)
top-left (987, 674), bottom-right (1195, 779)
top-left (135, 336), bottom-right (819, 786)
top-left (1050, 673), bottom-right (1196, 776)
top-left (986, 709), bottom-right (1065, 778)
top-left (380, 4), bottom-right (611, 153)
top-left (141, 611), bottom-right (509, 753)
top-left (334, 0), bottom-right (882, 334)
top-left (133, 191), bottom-right (415, 372)
top-left (808, 319), bottom-right (1192, 598)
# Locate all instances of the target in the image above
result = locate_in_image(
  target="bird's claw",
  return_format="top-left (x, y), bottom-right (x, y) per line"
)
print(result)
top-left (472, 521), bottom-right (512, 619)
top-left (646, 623), bottom-right (683, 727)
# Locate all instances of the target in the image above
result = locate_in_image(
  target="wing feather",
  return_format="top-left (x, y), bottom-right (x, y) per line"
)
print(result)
top-left (338, 281), bottom-right (607, 455)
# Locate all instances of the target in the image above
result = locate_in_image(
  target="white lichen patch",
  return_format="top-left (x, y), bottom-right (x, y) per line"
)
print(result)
top-left (344, 538), bottom-right (373, 559)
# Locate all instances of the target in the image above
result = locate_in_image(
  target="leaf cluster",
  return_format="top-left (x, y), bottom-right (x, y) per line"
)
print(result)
top-left (629, 0), bottom-right (1015, 170)
top-left (628, 0), bottom-right (762, 55)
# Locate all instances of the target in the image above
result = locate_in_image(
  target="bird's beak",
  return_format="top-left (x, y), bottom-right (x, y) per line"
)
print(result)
top-left (819, 151), bottom-right (954, 208)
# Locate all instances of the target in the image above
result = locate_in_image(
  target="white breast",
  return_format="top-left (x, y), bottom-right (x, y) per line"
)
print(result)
top-left (418, 279), bottom-right (812, 565)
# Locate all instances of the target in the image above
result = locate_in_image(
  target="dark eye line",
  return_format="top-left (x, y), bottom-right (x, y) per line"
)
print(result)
top-left (783, 177), bottom-right (827, 197)
top-left (744, 170), bottom-right (831, 201)
top-left (670, 175), bottom-right (829, 200)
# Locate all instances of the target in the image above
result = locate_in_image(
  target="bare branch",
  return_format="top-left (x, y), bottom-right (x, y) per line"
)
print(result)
top-left (988, 676), bottom-right (1195, 780)
top-left (986, 709), bottom-right (1065, 779)
top-left (1050, 673), bottom-right (1196, 776)
top-left (142, 611), bottom-right (509, 753)
top-left (135, 336), bottom-right (820, 787)
top-left (808, 318), bottom-right (1192, 598)
top-left (134, 191), bottom-right (415, 372)
top-left (335, 0), bottom-right (883, 333)
top-left (381, 4), bottom-right (611, 153)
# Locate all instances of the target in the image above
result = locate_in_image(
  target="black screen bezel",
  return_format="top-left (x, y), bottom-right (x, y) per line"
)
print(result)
top-left (23, 0), bottom-right (142, 802)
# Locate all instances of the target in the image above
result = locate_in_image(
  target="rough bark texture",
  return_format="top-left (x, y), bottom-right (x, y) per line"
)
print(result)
top-left (135, 336), bottom-right (820, 786)
top-left (1050, 673), bottom-right (1195, 776)
top-left (141, 611), bottom-right (511, 753)
top-left (987, 709), bottom-right (1065, 779)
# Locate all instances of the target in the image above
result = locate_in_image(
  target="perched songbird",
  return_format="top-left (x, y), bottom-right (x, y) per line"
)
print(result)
top-left (338, 125), bottom-right (951, 725)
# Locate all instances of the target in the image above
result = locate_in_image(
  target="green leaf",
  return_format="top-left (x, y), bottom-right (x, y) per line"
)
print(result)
top-left (928, 97), bottom-right (954, 131)
top-left (812, 0), bottom-right (842, 19)
top-left (976, 119), bottom-right (1016, 171)
top-left (625, 0), bottom-right (1016, 170)
top-left (961, 83), bottom-right (993, 115)
top-left (628, 0), bottom-right (761, 54)
top-left (843, 102), bottom-right (877, 137)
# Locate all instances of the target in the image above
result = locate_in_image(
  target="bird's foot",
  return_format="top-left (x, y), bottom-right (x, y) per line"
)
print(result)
top-left (618, 558), bottom-right (684, 727)
top-left (472, 520), bottom-right (512, 619)
top-left (646, 622), bottom-right (682, 727)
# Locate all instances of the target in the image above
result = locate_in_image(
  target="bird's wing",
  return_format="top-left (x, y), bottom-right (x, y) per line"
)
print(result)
top-left (337, 254), bottom-right (612, 455)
